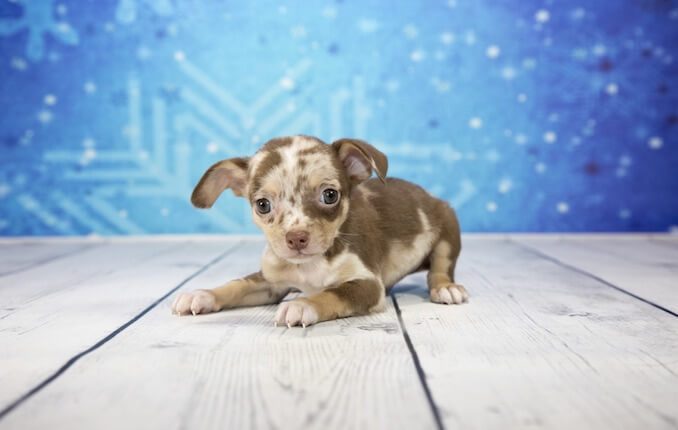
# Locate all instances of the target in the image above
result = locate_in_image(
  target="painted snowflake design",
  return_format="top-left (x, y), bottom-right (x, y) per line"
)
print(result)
top-left (0, 0), bottom-right (78, 61)
top-left (116, 0), bottom-right (174, 24)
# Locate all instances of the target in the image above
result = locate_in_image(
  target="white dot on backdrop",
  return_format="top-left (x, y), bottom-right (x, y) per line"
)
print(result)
top-left (160, 208), bottom-right (170, 217)
top-left (486, 45), bottom-right (500, 58)
top-left (486, 201), bottom-right (498, 212)
top-left (465, 31), bottom-right (476, 45)
top-left (648, 136), bottom-right (663, 149)
top-left (619, 209), bottom-right (631, 219)
top-left (84, 81), bottom-right (96, 93)
top-left (571, 8), bottom-right (586, 20)
top-left (118, 210), bottom-right (128, 218)
top-left (498, 178), bottom-right (513, 194)
top-left (592, 44), bottom-right (606, 56)
top-left (321, 6), bottom-right (337, 18)
top-left (517, 93), bottom-right (527, 103)
top-left (403, 24), bottom-right (418, 38)
top-left (279, 77), bottom-right (295, 89)
top-left (290, 26), bottom-right (307, 38)
top-left (543, 131), bottom-right (557, 143)
top-left (385, 79), bottom-right (400, 92)
top-left (440, 32), bottom-right (455, 45)
top-left (136, 46), bottom-right (152, 60)
top-left (535, 162), bottom-right (547, 173)
top-left (44, 94), bottom-right (57, 105)
top-left (535, 9), bottom-right (550, 23)
top-left (11, 57), bottom-right (28, 71)
top-left (173, 51), bottom-right (185, 62)
top-left (501, 67), bottom-right (516, 80)
top-left (522, 58), bottom-right (537, 69)
top-left (515, 134), bottom-right (528, 145)
top-left (357, 19), bottom-right (379, 33)
top-left (430, 77), bottom-right (451, 93)
top-left (37, 110), bottom-right (53, 124)
top-left (82, 148), bottom-right (96, 161)
top-left (468, 117), bottom-right (483, 129)
top-left (0, 183), bottom-right (10, 198)
top-left (206, 142), bottom-right (219, 153)
top-left (605, 83), bottom-right (619, 95)
top-left (556, 202), bottom-right (570, 214)
top-left (410, 50), bottom-right (425, 62)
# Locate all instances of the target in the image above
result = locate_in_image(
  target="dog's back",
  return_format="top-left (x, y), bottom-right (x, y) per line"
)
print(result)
top-left (338, 177), bottom-right (461, 288)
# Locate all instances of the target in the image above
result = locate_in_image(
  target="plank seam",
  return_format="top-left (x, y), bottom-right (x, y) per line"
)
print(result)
top-left (0, 243), bottom-right (240, 421)
top-left (390, 293), bottom-right (445, 430)
top-left (511, 240), bottom-right (678, 318)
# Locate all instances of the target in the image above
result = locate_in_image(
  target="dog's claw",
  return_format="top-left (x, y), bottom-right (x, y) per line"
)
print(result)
top-left (191, 310), bottom-right (196, 316)
top-left (287, 323), bottom-right (291, 329)
top-left (302, 323), bottom-right (307, 329)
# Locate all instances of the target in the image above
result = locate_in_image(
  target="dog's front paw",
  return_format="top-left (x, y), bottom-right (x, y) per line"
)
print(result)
top-left (172, 289), bottom-right (218, 316)
top-left (430, 283), bottom-right (469, 305)
top-left (274, 300), bottom-right (319, 328)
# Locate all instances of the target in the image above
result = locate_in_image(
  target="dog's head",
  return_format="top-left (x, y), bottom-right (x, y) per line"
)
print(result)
top-left (191, 136), bottom-right (387, 263)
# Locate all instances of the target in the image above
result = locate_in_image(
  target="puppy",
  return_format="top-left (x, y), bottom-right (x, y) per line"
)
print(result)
top-left (172, 135), bottom-right (467, 327)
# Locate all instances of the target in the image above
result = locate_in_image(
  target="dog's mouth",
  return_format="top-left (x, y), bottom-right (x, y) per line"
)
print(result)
top-left (283, 249), bottom-right (321, 263)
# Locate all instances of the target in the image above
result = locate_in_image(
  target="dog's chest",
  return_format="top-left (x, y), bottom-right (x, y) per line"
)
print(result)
top-left (262, 248), bottom-right (375, 294)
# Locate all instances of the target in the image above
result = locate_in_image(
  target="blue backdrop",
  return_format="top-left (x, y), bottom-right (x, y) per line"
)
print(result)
top-left (1, 0), bottom-right (676, 235)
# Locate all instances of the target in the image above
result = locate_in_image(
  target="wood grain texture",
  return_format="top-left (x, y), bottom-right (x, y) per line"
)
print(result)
top-left (0, 242), bottom-right (100, 277)
top-left (0, 240), bottom-right (436, 430)
top-left (0, 240), bottom-right (236, 409)
top-left (517, 236), bottom-right (678, 314)
top-left (393, 239), bottom-right (678, 430)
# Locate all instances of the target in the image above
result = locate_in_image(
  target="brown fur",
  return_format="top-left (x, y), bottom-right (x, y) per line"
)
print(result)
top-left (173, 135), bottom-right (467, 326)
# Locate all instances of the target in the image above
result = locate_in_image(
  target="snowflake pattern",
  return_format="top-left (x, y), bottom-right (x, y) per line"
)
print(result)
top-left (0, 0), bottom-right (78, 61)
top-left (116, 0), bottom-right (174, 24)
top-left (0, 1), bottom-right (676, 234)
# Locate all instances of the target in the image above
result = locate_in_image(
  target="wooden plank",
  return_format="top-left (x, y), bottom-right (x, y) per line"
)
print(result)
top-left (0, 242), bottom-right (100, 277)
top-left (0, 240), bottom-right (436, 430)
top-left (0, 240), bottom-right (236, 410)
top-left (516, 236), bottom-right (678, 314)
top-left (394, 239), bottom-right (678, 430)
top-left (0, 241), bottom-right (226, 310)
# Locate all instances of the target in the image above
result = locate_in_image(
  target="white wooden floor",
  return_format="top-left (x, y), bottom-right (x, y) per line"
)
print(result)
top-left (0, 235), bottom-right (677, 430)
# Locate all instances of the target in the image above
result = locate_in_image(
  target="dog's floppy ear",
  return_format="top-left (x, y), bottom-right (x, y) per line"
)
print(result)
top-left (191, 157), bottom-right (249, 208)
top-left (332, 138), bottom-right (388, 183)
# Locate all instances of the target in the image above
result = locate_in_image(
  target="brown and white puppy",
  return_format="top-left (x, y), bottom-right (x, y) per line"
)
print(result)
top-left (172, 135), bottom-right (468, 327)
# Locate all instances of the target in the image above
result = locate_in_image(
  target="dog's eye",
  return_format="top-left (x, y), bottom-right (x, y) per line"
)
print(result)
top-left (321, 189), bottom-right (340, 205)
top-left (255, 198), bottom-right (271, 214)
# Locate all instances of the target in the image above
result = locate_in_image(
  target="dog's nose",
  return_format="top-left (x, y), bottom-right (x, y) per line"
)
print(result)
top-left (286, 230), bottom-right (310, 251)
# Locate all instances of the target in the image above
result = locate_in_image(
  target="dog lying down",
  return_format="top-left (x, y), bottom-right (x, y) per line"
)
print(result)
top-left (172, 135), bottom-right (468, 327)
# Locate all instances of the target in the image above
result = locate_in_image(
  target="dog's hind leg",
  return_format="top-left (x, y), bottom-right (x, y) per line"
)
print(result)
top-left (172, 271), bottom-right (290, 315)
top-left (426, 206), bottom-right (468, 305)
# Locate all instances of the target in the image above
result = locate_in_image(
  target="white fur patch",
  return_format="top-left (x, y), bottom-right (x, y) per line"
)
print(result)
top-left (262, 246), bottom-right (378, 295)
